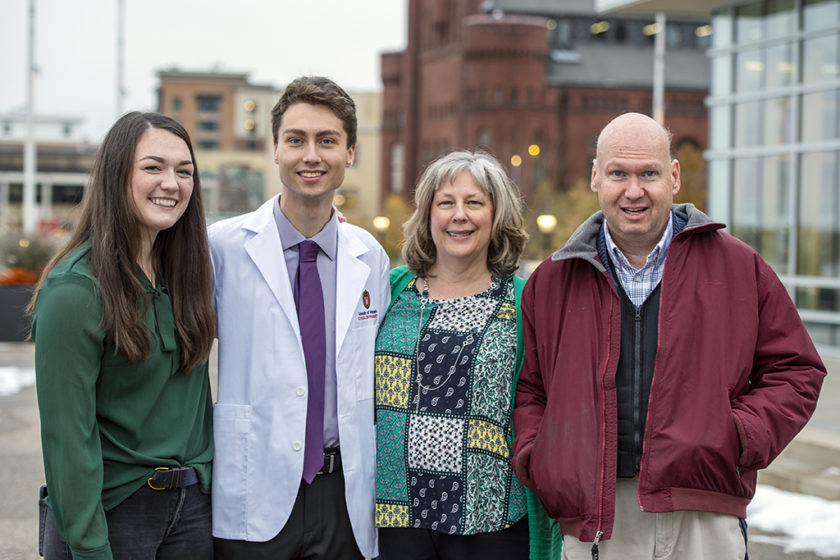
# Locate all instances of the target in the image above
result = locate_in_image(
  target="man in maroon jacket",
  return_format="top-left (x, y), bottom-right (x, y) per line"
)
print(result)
top-left (513, 112), bottom-right (826, 559)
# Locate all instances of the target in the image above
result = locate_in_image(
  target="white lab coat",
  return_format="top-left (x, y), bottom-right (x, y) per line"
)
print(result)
top-left (208, 195), bottom-right (389, 558)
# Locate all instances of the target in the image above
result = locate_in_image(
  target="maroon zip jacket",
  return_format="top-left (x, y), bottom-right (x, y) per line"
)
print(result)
top-left (512, 204), bottom-right (826, 543)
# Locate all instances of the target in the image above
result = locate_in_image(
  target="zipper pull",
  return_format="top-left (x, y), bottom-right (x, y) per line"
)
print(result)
top-left (591, 530), bottom-right (603, 560)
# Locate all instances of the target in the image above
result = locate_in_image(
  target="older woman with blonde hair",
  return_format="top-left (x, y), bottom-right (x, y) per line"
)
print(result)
top-left (374, 150), bottom-right (560, 560)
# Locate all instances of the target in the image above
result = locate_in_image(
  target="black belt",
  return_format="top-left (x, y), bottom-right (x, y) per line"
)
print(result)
top-left (146, 467), bottom-right (199, 490)
top-left (318, 447), bottom-right (341, 475)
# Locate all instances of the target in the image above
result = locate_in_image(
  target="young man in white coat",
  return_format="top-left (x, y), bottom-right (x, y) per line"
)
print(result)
top-left (209, 76), bottom-right (390, 559)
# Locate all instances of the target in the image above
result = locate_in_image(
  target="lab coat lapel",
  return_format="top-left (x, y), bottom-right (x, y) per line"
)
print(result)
top-left (242, 197), bottom-right (299, 336)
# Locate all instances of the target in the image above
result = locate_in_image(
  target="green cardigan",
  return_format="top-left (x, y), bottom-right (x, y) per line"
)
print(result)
top-left (388, 265), bottom-right (562, 560)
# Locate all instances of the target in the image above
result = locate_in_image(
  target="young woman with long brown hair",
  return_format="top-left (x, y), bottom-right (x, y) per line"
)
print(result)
top-left (29, 111), bottom-right (215, 559)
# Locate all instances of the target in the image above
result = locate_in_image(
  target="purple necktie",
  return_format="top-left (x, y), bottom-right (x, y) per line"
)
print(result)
top-left (294, 240), bottom-right (325, 484)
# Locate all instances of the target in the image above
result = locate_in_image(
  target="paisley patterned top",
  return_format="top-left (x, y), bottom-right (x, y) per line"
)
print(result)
top-left (375, 276), bottom-right (526, 535)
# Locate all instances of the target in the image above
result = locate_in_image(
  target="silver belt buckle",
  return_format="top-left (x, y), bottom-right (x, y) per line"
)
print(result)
top-left (318, 453), bottom-right (335, 475)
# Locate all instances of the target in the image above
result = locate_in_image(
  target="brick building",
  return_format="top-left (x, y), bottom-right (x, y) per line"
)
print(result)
top-left (381, 0), bottom-right (711, 203)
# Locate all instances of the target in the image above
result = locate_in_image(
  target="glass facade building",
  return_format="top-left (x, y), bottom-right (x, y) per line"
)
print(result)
top-left (706, 0), bottom-right (840, 350)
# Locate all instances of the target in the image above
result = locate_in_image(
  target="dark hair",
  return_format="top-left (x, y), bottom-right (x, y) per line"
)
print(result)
top-left (402, 150), bottom-right (529, 279)
top-left (271, 76), bottom-right (357, 147)
top-left (29, 112), bottom-right (214, 372)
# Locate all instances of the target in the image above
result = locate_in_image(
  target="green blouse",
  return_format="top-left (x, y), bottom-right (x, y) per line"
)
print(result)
top-left (32, 240), bottom-right (213, 560)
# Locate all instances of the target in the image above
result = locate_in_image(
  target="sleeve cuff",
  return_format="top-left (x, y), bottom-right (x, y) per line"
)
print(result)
top-left (514, 442), bottom-right (536, 488)
top-left (69, 542), bottom-right (114, 560)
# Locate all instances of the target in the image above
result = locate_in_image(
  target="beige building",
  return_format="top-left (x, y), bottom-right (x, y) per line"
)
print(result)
top-left (339, 90), bottom-right (383, 225)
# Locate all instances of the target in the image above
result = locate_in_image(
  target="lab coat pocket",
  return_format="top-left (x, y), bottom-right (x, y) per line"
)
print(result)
top-left (212, 403), bottom-right (252, 531)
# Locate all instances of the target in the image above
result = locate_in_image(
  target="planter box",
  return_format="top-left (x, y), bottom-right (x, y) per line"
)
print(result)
top-left (0, 285), bottom-right (34, 342)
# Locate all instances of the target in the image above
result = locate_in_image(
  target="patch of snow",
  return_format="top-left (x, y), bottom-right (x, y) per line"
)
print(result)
top-left (0, 367), bottom-right (36, 397)
top-left (747, 485), bottom-right (840, 557)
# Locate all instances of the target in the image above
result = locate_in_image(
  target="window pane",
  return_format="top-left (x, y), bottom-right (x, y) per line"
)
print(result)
top-left (765, 0), bottom-right (795, 39)
top-left (666, 24), bottom-right (685, 48)
top-left (197, 95), bottom-right (221, 112)
top-left (765, 96), bottom-right (794, 144)
top-left (759, 154), bottom-right (791, 271)
top-left (731, 157), bottom-right (761, 247)
top-left (731, 155), bottom-right (791, 272)
top-left (477, 128), bottom-right (491, 148)
top-left (390, 142), bottom-right (404, 194)
top-left (736, 2), bottom-right (763, 42)
top-left (804, 0), bottom-right (840, 31)
top-left (801, 320), bottom-right (840, 345)
top-left (803, 33), bottom-right (840, 84)
top-left (798, 289), bottom-right (840, 314)
top-left (734, 100), bottom-right (763, 147)
top-left (765, 43), bottom-right (795, 88)
top-left (801, 90), bottom-right (840, 142)
top-left (736, 49), bottom-right (764, 92)
top-left (556, 19), bottom-right (572, 47)
top-left (799, 151), bottom-right (840, 282)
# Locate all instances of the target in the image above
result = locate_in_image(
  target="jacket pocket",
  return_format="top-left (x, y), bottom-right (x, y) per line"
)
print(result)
top-left (651, 400), bottom-right (746, 497)
top-left (212, 403), bottom-right (252, 533)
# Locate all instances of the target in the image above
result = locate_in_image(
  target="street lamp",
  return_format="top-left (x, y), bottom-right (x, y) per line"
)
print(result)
top-left (536, 213), bottom-right (557, 255)
top-left (372, 215), bottom-right (390, 245)
top-left (528, 144), bottom-right (543, 199)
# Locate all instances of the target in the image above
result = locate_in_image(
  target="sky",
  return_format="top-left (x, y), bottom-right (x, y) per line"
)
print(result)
top-left (0, 0), bottom-right (407, 142)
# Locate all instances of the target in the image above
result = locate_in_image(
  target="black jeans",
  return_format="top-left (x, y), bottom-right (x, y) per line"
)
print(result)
top-left (378, 516), bottom-right (529, 560)
top-left (40, 483), bottom-right (212, 559)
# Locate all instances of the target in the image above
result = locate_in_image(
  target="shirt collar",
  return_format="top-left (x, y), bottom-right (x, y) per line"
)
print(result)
top-left (273, 197), bottom-right (338, 261)
top-left (604, 211), bottom-right (674, 270)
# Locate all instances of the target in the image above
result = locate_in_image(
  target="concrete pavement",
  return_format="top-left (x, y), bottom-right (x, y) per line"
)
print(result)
top-left (0, 343), bottom-right (43, 560)
top-left (0, 342), bottom-right (837, 559)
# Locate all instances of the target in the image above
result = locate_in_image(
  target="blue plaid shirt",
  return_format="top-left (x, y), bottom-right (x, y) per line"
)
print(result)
top-left (604, 214), bottom-right (674, 307)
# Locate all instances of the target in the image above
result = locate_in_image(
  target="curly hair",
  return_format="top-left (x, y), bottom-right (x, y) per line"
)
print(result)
top-left (402, 150), bottom-right (529, 279)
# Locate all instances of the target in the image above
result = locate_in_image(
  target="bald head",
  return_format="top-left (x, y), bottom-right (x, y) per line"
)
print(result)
top-left (595, 113), bottom-right (673, 163)
top-left (590, 112), bottom-right (680, 268)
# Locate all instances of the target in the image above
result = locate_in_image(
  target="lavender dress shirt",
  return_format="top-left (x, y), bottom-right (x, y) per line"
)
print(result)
top-left (273, 200), bottom-right (340, 447)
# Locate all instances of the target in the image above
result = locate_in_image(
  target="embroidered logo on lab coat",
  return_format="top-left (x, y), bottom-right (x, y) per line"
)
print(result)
top-left (357, 290), bottom-right (378, 322)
